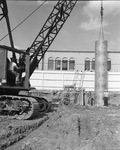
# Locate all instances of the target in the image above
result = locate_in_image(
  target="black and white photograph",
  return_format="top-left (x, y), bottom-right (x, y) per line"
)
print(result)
top-left (0, 0), bottom-right (120, 150)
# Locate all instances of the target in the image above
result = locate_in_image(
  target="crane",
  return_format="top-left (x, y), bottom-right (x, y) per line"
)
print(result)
top-left (0, 0), bottom-right (17, 62)
top-left (26, 0), bottom-right (77, 76)
top-left (0, 0), bottom-right (77, 119)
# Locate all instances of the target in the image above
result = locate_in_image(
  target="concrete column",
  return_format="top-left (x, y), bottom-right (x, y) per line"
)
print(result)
top-left (95, 40), bottom-right (108, 106)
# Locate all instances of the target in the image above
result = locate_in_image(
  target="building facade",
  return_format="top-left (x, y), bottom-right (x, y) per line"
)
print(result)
top-left (37, 50), bottom-right (120, 72)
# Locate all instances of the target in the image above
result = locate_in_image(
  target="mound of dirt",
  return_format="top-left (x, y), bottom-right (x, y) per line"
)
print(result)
top-left (4, 104), bottom-right (120, 150)
top-left (0, 115), bottom-right (48, 150)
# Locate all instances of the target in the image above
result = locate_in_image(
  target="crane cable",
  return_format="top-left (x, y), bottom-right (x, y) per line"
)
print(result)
top-left (99, 0), bottom-right (104, 40)
top-left (0, 0), bottom-right (47, 42)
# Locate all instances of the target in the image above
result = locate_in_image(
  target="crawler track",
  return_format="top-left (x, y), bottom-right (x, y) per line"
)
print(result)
top-left (0, 95), bottom-right (49, 120)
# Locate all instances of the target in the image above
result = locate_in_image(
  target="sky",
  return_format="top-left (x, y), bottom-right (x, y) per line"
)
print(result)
top-left (0, 0), bottom-right (120, 52)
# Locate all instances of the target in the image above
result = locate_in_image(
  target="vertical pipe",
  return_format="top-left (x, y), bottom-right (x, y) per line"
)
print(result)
top-left (95, 40), bottom-right (108, 106)
top-left (42, 58), bottom-right (44, 70)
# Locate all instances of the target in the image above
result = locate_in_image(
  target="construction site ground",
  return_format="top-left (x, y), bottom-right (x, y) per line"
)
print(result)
top-left (1, 90), bottom-right (120, 150)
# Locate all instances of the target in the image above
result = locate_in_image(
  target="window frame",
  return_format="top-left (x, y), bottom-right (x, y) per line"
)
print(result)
top-left (62, 57), bottom-right (68, 70)
top-left (85, 57), bottom-right (90, 71)
top-left (48, 57), bottom-right (54, 70)
top-left (107, 58), bottom-right (111, 71)
top-left (55, 57), bottom-right (61, 70)
top-left (69, 57), bottom-right (75, 70)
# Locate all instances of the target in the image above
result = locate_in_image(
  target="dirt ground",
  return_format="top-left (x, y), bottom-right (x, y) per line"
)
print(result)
top-left (0, 104), bottom-right (120, 150)
top-left (1, 90), bottom-right (120, 150)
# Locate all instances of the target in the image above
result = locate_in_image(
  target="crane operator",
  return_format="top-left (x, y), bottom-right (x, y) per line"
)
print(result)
top-left (8, 57), bottom-right (20, 85)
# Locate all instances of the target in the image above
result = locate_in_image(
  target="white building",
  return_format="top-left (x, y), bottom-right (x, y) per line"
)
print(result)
top-left (30, 50), bottom-right (120, 91)
top-left (38, 50), bottom-right (120, 72)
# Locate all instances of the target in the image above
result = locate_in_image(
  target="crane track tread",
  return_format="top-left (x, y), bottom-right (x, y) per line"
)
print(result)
top-left (0, 95), bottom-right (40, 120)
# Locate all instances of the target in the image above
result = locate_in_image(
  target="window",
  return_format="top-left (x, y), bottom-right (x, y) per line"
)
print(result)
top-left (48, 57), bottom-right (54, 70)
top-left (55, 57), bottom-right (61, 70)
top-left (69, 57), bottom-right (75, 70)
top-left (107, 58), bottom-right (111, 71)
top-left (92, 58), bottom-right (95, 70)
top-left (62, 57), bottom-right (68, 70)
top-left (85, 58), bottom-right (90, 71)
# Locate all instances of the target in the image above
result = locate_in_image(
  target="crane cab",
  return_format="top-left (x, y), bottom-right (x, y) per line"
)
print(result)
top-left (0, 46), bottom-right (30, 95)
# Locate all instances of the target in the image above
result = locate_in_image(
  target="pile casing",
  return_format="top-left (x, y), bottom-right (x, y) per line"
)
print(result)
top-left (95, 40), bottom-right (108, 106)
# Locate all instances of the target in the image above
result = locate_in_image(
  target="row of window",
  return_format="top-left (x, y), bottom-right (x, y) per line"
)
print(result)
top-left (47, 57), bottom-right (111, 71)
top-left (85, 58), bottom-right (111, 71)
top-left (48, 57), bottom-right (75, 70)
